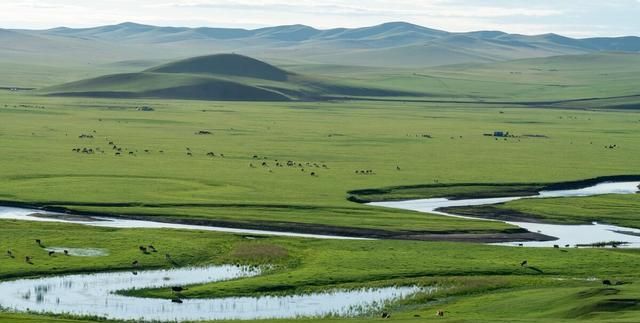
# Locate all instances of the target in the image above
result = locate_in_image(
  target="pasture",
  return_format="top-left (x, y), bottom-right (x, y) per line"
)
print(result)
top-left (1, 220), bottom-right (640, 322)
top-left (1, 52), bottom-right (640, 322)
top-left (1, 89), bottom-right (639, 235)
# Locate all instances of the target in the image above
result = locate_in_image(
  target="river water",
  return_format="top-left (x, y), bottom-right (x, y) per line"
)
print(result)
top-left (370, 181), bottom-right (640, 247)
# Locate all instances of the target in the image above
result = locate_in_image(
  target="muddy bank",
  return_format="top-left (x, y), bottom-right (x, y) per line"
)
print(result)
top-left (0, 201), bottom-right (550, 243)
top-left (393, 230), bottom-right (555, 243)
top-left (98, 214), bottom-right (553, 242)
top-left (347, 183), bottom-right (543, 203)
top-left (437, 205), bottom-right (551, 224)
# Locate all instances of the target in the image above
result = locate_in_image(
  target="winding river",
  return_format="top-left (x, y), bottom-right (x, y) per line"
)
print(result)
top-left (0, 265), bottom-right (425, 321)
top-left (370, 181), bottom-right (640, 247)
top-left (0, 181), bottom-right (639, 246)
top-left (0, 181), bottom-right (638, 321)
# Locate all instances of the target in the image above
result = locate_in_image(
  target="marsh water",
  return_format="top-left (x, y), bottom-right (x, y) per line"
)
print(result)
top-left (0, 265), bottom-right (424, 321)
top-left (370, 181), bottom-right (640, 247)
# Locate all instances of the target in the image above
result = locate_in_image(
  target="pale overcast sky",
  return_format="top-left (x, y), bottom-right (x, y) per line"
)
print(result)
top-left (1, 0), bottom-right (639, 37)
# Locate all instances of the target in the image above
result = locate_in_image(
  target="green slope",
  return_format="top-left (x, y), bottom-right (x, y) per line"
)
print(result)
top-left (147, 54), bottom-right (291, 81)
top-left (43, 72), bottom-right (291, 101)
top-left (41, 54), bottom-right (420, 101)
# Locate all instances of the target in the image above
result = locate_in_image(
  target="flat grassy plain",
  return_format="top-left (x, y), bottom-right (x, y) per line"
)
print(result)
top-left (2, 90), bottom-right (640, 234)
top-left (1, 53), bottom-right (640, 322)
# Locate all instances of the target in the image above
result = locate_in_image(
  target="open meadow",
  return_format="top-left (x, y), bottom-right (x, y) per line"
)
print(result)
top-left (1, 20), bottom-right (640, 322)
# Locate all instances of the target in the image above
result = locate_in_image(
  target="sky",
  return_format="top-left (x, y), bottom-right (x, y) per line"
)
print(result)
top-left (1, 0), bottom-right (639, 37)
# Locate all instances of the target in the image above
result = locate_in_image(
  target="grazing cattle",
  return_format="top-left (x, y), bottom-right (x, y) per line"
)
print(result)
top-left (35, 239), bottom-right (43, 247)
top-left (139, 246), bottom-right (148, 253)
top-left (603, 279), bottom-right (612, 285)
top-left (436, 310), bottom-right (445, 317)
top-left (25, 256), bottom-right (33, 264)
top-left (132, 260), bottom-right (139, 266)
top-left (171, 286), bottom-right (185, 292)
top-left (396, 166), bottom-right (401, 171)
top-left (381, 312), bottom-right (391, 319)
top-left (565, 244), bottom-right (570, 248)
top-left (148, 245), bottom-right (157, 252)
top-left (48, 251), bottom-right (55, 257)
top-left (187, 152), bottom-right (192, 156)
top-left (520, 260), bottom-right (528, 267)
top-left (553, 245), bottom-right (560, 249)
top-left (7, 250), bottom-right (14, 258)
top-left (310, 172), bottom-right (316, 176)
top-left (64, 250), bottom-right (69, 256)
top-left (518, 243), bottom-right (524, 247)
top-left (171, 298), bottom-right (183, 304)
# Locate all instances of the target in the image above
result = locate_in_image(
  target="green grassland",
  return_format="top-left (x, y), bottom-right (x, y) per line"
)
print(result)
top-left (285, 53), bottom-right (640, 103)
top-left (3, 80), bottom-right (640, 227)
top-left (2, 220), bottom-right (640, 322)
top-left (1, 51), bottom-right (640, 322)
top-left (2, 90), bottom-right (640, 234)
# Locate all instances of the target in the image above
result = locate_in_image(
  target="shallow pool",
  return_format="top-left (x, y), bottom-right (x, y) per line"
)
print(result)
top-left (0, 265), bottom-right (425, 321)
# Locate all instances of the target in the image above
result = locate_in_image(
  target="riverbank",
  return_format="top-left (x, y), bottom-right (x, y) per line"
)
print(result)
top-left (0, 203), bottom-right (550, 243)
top-left (349, 175), bottom-right (640, 203)
top-left (370, 180), bottom-right (640, 247)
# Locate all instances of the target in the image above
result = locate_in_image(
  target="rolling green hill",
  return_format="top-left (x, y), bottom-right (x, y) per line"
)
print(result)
top-left (39, 52), bottom-right (640, 103)
top-left (147, 54), bottom-right (291, 81)
top-left (42, 54), bottom-right (417, 101)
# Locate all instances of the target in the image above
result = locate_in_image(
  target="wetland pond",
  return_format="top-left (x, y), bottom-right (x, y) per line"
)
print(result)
top-left (0, 265), bottom-right (425, 321)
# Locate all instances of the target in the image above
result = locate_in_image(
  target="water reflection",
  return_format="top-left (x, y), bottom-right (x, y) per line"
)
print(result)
top-left (0, 266), bottom-right (426, 321)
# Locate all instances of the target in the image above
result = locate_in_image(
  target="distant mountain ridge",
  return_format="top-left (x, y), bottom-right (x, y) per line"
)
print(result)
top-left (35, 21), bottom-right (640, 50)
top-left (3, 21), bottom-right (640, 68)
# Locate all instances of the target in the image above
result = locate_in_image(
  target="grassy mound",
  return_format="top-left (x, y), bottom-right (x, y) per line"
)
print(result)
top-left (146, 53), bottom-right (290, 81)
top-left (43, 72), bottom-right (290, 101)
